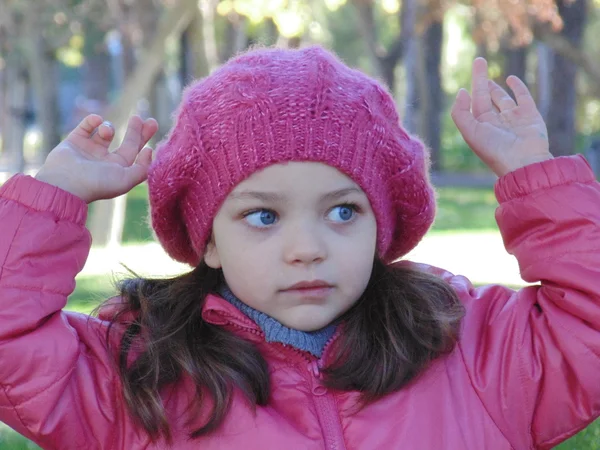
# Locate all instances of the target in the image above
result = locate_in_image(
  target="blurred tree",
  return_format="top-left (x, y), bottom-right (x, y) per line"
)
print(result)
top-left (89, 0), bottom-right (168, 248)
top-left (545, 0), bottom-right (587, 156)
top-left (469, 0), bottom-right (591, 155)
top-left (415, 0), bottom-right (445, 171)
top-left (500, 41), bottom-right (527, 90)
top-left (0, 0), bottom-right (113, 160)
top-left (180, 7), bottom-right (211, 83)
top-left (88, 0), bottom-right (199, 247)
top-left (0, 2), bottom-right (28, 172)
top-left (351, 0), bottom-right (409, 90)
top-left (351, 0), bottom-right (446, 170)
top-left (22, 2), bottom-right (62, 158)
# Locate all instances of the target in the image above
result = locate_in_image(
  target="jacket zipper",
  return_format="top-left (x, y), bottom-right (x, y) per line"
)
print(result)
top-left (225, 321), bottom-right (347, 449)
top-left (308, 360), bottom-right (347, 450)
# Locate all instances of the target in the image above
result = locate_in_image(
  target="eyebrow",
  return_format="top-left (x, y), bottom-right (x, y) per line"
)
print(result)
top-left (228, 187), bottom-right (363, 203)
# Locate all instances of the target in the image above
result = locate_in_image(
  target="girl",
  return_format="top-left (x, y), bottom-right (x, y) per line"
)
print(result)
top-left (0, 46), bottom-right (599, 450)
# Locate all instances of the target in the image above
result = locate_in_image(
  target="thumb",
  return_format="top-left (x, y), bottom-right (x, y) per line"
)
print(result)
top-left (450, 89), bottom-right (477, 136)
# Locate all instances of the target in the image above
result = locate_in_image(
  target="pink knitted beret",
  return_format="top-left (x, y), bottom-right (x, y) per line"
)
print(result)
top-left (148, 45), bottom-right (435, 267)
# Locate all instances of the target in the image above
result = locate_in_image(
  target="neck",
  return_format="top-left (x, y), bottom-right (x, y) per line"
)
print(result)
top-left (218, 286), bottom-right (337, 358)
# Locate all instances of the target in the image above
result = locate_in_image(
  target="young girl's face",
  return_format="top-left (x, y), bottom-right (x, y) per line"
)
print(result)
top-left (204, 162), bottom-right (378, 331)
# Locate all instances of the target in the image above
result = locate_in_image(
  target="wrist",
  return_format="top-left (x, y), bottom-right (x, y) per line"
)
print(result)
top-left (35, 168), bottom-right (91, 203)
top-left (500, 153), bottom-right (554, 177)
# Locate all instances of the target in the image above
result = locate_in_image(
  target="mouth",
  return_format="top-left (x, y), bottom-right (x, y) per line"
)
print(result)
top-left (283, 280), bottom-right (334, 291)
top-left (281, 280), bottom-right (335, 299)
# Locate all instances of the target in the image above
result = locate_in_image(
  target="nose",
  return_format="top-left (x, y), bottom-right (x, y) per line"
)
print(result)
top-left (283, 221), bottom-right (327, 265)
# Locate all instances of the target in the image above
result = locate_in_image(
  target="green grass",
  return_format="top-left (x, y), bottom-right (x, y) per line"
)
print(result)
top-left (3, 184), bottom-right (600, 447)
top-left (432, 186), bottom-right (499, 233)
top-left (67, 275), bottom-right (117, 313)
top-left (0, 425), bottom-right (40, 449)
top-left (557, 422), bottom-right (600, 450)
top-left (121, 183), bottom-right (154, 243)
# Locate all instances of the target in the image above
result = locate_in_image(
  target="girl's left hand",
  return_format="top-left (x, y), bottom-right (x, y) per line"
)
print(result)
top-left (450, 57), bottom-right (553, 177)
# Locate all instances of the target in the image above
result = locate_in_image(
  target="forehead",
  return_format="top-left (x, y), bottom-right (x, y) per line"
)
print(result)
top-left (231, 162), bottom-right (361, 193)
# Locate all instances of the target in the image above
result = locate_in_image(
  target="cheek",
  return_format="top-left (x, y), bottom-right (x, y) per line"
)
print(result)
top-left (335, 220), bottom-right (377, 291)
top-left (335, 242), bottom-right (375, 291)
top-left (217, 234), bottom-right (276, 292)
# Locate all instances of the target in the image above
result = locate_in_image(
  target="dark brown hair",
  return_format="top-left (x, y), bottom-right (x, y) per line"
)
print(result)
top-left (102, 257), bottom-right (464, 442)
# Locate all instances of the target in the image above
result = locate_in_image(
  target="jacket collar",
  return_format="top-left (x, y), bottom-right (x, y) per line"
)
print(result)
top-left (200, 293), bottom-right (342, 363)
top-left (201, 293), bottom-right (262, 333)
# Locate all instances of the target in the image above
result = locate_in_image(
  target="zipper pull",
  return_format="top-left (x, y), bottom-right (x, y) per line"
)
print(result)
top-left (308, 360), bottom-right (328, 396)
top-left (309, 360), bottom-right (321, 378)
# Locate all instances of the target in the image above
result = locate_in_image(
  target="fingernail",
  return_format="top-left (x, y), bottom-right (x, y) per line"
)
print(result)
top-left (102, 121), bottom-right (113, 129)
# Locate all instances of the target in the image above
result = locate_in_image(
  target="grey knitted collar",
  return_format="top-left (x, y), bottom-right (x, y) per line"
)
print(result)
top-left (218, 285), bottom-right (337, 358)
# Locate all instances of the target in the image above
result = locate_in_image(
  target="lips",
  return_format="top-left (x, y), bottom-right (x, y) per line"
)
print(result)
top-left (283, 280), bottom-right (333, 291)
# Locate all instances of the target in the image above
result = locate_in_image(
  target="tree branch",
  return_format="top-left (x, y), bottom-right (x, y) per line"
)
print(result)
top-left (104, 0), bottom-right (199, 130)
top-left (534, 24), bottom-right (600, 97)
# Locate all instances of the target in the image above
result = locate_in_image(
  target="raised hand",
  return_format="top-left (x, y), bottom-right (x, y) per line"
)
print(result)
top-left (35, 114), bottom-right (158, 203)
top-left (450, 57), bottom-right (553, 177)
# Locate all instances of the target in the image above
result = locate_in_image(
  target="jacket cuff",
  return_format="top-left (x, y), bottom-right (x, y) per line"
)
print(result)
top-left (0, 174), bottom-right (88, 226)
top-left (494, 154), bottom-right (596, 204)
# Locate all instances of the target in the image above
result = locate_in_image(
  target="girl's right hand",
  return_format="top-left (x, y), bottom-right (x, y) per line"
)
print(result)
top-left (35, 114), bottom-right (158, 203)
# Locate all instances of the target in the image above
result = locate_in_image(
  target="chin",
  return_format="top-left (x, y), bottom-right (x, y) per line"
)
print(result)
top-left (280, 315), bottom-right (334, 332)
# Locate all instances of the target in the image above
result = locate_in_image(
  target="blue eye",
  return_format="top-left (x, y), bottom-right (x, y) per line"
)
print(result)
top-left (244, 209), bottom-right (278, 227)
top-left (328, 204), bottom-right (357, 222)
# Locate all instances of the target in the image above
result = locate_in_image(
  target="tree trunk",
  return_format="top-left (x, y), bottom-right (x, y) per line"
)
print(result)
top-left (403, 37), bottom-right (420, 135)
top-left (1, 7), bottom-right (29, 174)
top-left (546, 0), bottom-right (587, 156)
top-left (180, 8), bottom-right (210, 83)
top-left (23, 7), bottom-right (61, 159)
top-left (200, 0), bottom-right (220, 71)
top-left (503, 46), bottom-right (527, 81)
top-left (3, 63), bottom-right (28, 173)
top-left (534, 18), bottom-right (600, 97)
top-left (82, 24), bottom-right (111, 106)
top-left (416, 18), bottom-right (444, 171)
top-left (262, 18), bottom-right (280, 46)
top-left (150, 72), bottom-right (172, 141)
top-left (352, 0), bottom-right (387, 82)
top-left (502, 40), bottom-right (527, 100)
top-left (402, 0), bottom-right (419, 133)
top-left (536, 42), bottom-right (553, 121)
top-left (88, 0), bottom-right (199, 247)
top-left (352, 0), bottom-right (411, 91)
top-left (139, 1), bottom-right (171, 141)
top-left (221, 12), bottom-right (248, 62)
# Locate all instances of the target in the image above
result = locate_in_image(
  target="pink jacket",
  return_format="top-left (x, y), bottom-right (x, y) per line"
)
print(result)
top-left (0, 155), bottom-right (599, 450)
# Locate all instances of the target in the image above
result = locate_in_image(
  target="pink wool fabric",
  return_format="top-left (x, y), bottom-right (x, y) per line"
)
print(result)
top-left (148, 46), bottom-right (436, 266)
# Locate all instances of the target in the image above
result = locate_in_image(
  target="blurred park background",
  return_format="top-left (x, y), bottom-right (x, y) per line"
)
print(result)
top-left (1, 0), bottom-right (600, 448)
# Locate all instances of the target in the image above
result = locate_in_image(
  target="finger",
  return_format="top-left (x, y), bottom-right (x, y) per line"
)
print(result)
top-left (141, 118), bottom-right (159, 147)
top-left (114, 115), bottom-right (145, 165)
top-left (70, 115), bottom-right (104, 139)
top-left (506, 75), bottom-right (537, 110)
top-left (450, 89), bottom-right (477, 132)
top-left (488, 80), bottom-right (517, 112)
top-left (135, 146), bottom-right (153, 168)
top-left (470, 57), bottom-right (494, 118)
top-left (124, 147), bottom-right (153, 188)
top-left (90, 121), bottom-right (115, 147)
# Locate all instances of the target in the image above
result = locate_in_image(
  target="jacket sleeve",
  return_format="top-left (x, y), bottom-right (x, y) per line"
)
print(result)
top-left (0, 174), bottom-right (140, 449)
top-left (448, 155), bottom-right (600, 449)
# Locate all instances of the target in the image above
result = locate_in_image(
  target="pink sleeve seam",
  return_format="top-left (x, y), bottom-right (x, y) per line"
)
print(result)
top-left (0, 358), bottom-right (78, 407)
top-left (455, 340), bottom-right (520, 448)
top-left (0, 383), bottom-right (30, 436)
top-left (514, 282), bottom-right (600, 445)
top-left (519, 247), bottom-right (600, 277)
top-left (498, 178), bottom-right (593, 203)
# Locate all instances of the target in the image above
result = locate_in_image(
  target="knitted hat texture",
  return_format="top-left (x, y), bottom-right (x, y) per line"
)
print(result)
top-left (148, 45), bottom-right (436, 266)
